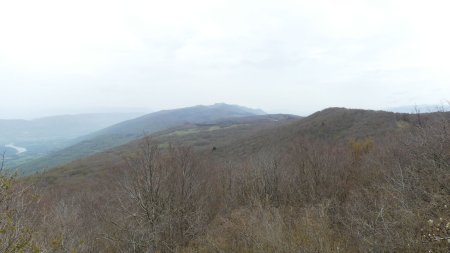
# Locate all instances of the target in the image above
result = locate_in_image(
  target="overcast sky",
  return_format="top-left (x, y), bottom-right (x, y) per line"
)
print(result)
top-left (1, 0), bottom-right (449, 118)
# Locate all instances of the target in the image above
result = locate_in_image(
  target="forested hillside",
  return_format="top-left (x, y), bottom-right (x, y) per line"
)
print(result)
top-left (2, 108), bottom-right (449, 252)
top-left (17, 104), bottom-right (265, 173)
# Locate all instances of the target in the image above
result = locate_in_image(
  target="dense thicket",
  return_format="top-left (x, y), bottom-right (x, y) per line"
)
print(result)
top-left (1, 112), bottom-right (449, 252)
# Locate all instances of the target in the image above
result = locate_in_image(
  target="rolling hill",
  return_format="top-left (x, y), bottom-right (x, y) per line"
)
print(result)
top-left (30, 107), bottom-right (447, 188)
top-left (213, 107), bottom-right (418, 158)
top-left (30, 113), bottom-right (299, 187)
top-left (21, 107), bottom-right (450, 252)
top-left (18, 103), bottom-right (266, 173)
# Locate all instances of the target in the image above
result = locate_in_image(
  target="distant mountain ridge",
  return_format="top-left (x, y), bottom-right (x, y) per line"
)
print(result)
top-left (0, 112), bottom-right (144, 144)
top-left (29, 106), bottom-right (441, 177)
top-left (18, 103), bottom-right (266, 172)
top-left (30, 107), bottom-right (450, 189)
top-left (83, 103), bottom-right (265, 137)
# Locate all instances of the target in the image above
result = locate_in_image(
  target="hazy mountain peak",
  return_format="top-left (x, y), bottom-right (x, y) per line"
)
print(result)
top-left (97, 103), bottom-right (266, 135)
top-left (209, 103), bottom-right (266, 115)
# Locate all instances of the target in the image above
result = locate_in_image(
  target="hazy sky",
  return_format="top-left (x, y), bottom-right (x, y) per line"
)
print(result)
top-left (1, 0), bottom-right (449, 118)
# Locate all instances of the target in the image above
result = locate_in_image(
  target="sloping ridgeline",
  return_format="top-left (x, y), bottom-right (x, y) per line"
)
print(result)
top-left (18, 103), bottom-right (266, 173)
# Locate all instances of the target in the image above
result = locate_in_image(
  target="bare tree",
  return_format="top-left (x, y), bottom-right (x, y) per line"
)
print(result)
top-left (103, 138), bottom-right (208, 252)
top-left (0, 154), bottom-right (39, 252)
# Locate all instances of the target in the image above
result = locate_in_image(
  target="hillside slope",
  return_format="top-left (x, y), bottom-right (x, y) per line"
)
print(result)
top-left (30, 113), bottom-right (299, 186)
top-left (19, 104), bottom-right (266, 173)
top-left (23, 107), bottom-right (450, 252)
top-left (214, 107), bottom-right (415, 158)
top-left (87, 103), bottom-right (265, 137)
top-left (30, 107), bottom-right (443, 187)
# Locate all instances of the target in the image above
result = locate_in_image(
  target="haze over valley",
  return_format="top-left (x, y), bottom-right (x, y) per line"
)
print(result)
top-left (0, 112), bottom-right (143, 167)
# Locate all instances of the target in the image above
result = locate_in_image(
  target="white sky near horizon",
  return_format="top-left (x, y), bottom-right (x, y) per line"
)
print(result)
top-left (0, 0), bottom-right (449, 119)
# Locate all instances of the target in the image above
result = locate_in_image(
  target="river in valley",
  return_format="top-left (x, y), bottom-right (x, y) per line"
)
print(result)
top-left (4, 143), bottom-right (27, 155)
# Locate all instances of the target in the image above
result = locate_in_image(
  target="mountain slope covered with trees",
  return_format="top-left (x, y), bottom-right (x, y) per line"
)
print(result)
top-left (2, 107), bottom-right (446, 252)
top-left (17, 104), bottom-right (265, 173)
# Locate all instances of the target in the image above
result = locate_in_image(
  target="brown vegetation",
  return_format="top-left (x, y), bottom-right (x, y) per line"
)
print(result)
top-left (2, 109), bottom-right (450, 252)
